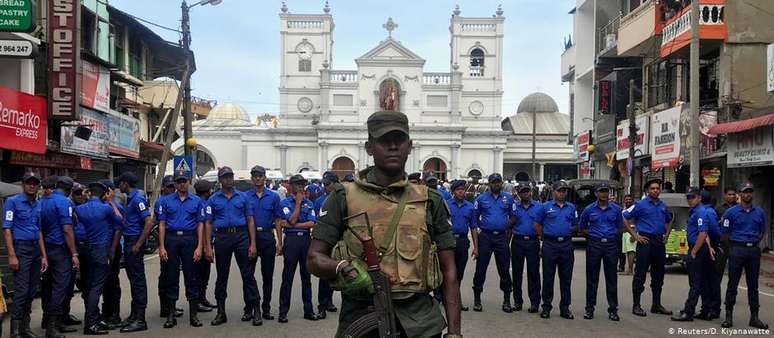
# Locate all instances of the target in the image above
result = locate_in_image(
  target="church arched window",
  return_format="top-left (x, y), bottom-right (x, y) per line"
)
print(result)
top-left (470, 48), bottom-right (484, 77)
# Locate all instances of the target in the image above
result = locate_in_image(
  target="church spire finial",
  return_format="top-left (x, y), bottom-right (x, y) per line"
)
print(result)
top-left (453, 4), bottom-right (461, 16)
top-left (281, 1), bottom-right (288, 13)
top-left (382, 17), bottom-right (398, 38)
top-left (496, 4), bottom-right (504, 17)
top-left (323, 1), bottom-right (330, 14)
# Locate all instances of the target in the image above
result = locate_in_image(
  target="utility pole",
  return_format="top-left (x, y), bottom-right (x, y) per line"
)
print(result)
top-left (689, 0), bottom-right (700, 187)
top-left (531, 109), bottom-right (537, 181)
top-left (181, 1), bottom-right (193, 161)
top-left (627, 79), bottom-right (636, 195)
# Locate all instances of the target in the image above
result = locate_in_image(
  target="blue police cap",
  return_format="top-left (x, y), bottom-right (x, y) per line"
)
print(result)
top-left (686, 186), bottom-right (701, 197)
top-left (737, 182), bottom-right (754, 192)
top-left (595, 182), bottom-right (611, 192)
top-left (516, 181), bottom-right (532, 192)
top-left (218, 166), bottom-right (234, 178)
top-left (488, 173), bottom-right (503, 183)
top-left (162, 175), bottom-right (175, 187)
top-left (174, 173), bottom-right (189, 182)
top-left (99, 179), bottom-right (116, 190)
top-left (250, 165), bottom-right (266, 177)
top-left (323, 171), bottom-right (338, 183)
top-left (57, 176), bottom-right (75, 190)
top-left (289, 174), bottom-right (306, 185)
top-left (553, 180), bottom-right (569, 190)
top-left (22, 172), bottom-right (40, 184)
top-left (451, 180), bottom-right (466, 191)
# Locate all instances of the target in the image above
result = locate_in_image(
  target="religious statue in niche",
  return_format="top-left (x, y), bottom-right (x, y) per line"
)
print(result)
top-left (379, 78), bottom-right (400, 111)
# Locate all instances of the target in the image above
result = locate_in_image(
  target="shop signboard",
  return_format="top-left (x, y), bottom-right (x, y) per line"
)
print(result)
top-left (0, 0), bottom-right (34, 32)
top-left (48, 0), bottom-right (80, 120)
top-left (728, 126), bottom-right (774, 168)
top-left (768, 43), bottom-right (774, 93)
top-left (60, 107), bottom-right (109, 158)
top-left (616, 114), bottom-right (649, 160)
top-left (80, 60), bottom-right (110, 112)
top-left (575, 131), bottom-right (591, 163)
top-left (106, 110), bottom-right (140, 158)
top-left (702, 167), bottom-right (721, 187)
top-left (650, 106), bottom-right (682, 169)
top-left (0, 86), bottom-right (46, 154)
top-left (0, 39), bottom-right (36, 57)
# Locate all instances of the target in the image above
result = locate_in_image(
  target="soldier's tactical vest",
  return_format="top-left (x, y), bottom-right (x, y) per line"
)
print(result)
top-left (332, 180), bottom-right (442, 299)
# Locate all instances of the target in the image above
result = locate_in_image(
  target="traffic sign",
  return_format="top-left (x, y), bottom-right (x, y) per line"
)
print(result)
top-left (0, 39), bottom-right (36, 57)
top-left (0, 0), bottom-right (34, 32)
top-left (173, 155), bottom-right (193, 178)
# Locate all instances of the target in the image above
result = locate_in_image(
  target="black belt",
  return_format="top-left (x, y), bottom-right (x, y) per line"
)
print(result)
top-left (588, 236), bottom-right (617, 243)
top-left (731, 241), bottom-right (759, 248)
top-left (543, 235), bottom-right (571, 243)
top-left (284, 231), bottom-right (310, 237)
top-left (480, 229), bottom-right (506, 236)
top-left (167, 230), bottom-right (196, 236)
top-left (638, 232), bottom-right (664, 238)
top-left (215, 226), bottom-right (246, 234)
top-left (514, 235), bottom-right (538, 241)
top-left (256, 227), bottom-right (271, 232)
top-left (454, 233), bottom-right (468, 239)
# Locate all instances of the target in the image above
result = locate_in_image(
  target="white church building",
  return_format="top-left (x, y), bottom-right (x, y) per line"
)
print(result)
top-left (176, 4), bottom-right (576, 182)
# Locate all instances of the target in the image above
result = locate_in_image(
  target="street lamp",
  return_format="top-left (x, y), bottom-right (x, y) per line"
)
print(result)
top-left (181, 0), bottom-right (222, 162)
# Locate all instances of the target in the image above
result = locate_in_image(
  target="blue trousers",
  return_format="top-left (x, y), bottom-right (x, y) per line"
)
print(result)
top-left (195, 241), bottom-right (212, 302)
top-left (318, 279), bottom-right (334, 311)
top-left (122, 235), bottom-right (148, 310)
top-left (585, 238), bottom-right (618, 312)
top-left (455, 236), bottom-right (470, 283)
top-left (83, 244), bottom-right (110, 327)
top-left (682, 244), bottom-right (710, 316)
top-left (165, 231), bottom-right (199, 301)
top-left (632, 233), bottom-right (666, 305)
top-left (541, 239), bottom-right (574, 312)
top-left (279, 233), bottom-right (314, 316)
top-left (41, 244), bottom-right (72, 316)
top-left (511, 236), bottom-right (540, 307)
top-left (214, 231), bottom-right (258, 304)
top-left (700, 241), bottom-right (723, 314)
top-left (10, 240), bottom-right (41, 320)
top-left (472, 231), bottom-right (512, 293)
top-left (725, 244), bottom-right (761, 310)
top-left (246, 230), bottom-right (276, 313)
top-left (102, 244), bottom-right (122, 317)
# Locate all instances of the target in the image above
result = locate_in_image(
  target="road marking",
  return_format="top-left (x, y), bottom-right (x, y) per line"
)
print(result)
top-left (739, 286), bottom-right (774, 298)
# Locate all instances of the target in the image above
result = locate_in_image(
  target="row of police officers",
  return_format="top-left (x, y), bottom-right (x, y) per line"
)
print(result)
top-left (2, 166), bottom-right (345, 337)
top-left (445, 174), bottom-right (768, 329)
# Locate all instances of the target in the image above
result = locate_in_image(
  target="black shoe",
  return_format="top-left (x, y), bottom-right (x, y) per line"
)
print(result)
top-left (609, 312), bottom-right (620, 321)
top-left (560, 310), bottom-right (574, 320)
top-left (83, 325), bottom-right (108, 335)
top-left (11, 319), bottom-right (23, 338)
top-left (461, 305), bottom-right (469, 312)
top-left (473, 303), bottom-right (483, 312)
top-left (163, 316), bottom-right (177, 328)
top-left (197, 303), bottom-right (212, 313)
top-left (540, 310), bottom-right (550, 319)
top-left (61, 315), bottom-right (82, 326)
top-left (513, 303), bottom-right (523, 312)
top-left (210, 309), bottom-right (227, 326)
top-left (104, 314), bottom-right (122, 327)
top-left (45, 316), bottom-right (65, 338)
top-left (528, 306), bottom-right (539, 314)
top-left (262, 312), bottom-right (275, 321)
top-left (326, 305), bottom-right (338, 313)
top-left (671, 311), bottom-right (693, 322)
top-left (583, 309), bottom-right (594, 320)
top-left (119, 319), bottom-right (147, 333)
top-left (240, 309), bottom-right (253, 322)
top-left (304, 313), bottom-right (319, 321)
top-left (651, 304), bottom-right (673, 315)
top-left (749, 317), bottom-right (769, 329)
top-left (708, 311), bottom-right (720, 320)
top-left (189, 302), bottom-right (203, 327)
top-left (201, 299), bottom-right (217, 309)
top-left (278, 316), bottom-right (288, 323)
top-left (95, 321), bottom-right (113, 331)
top-left (632, 305), bottom-right (647, 317)
top-left (317, 311), bottom-right (327, 320)
top-left (252, 306), bottom-right (263, 326)
top-left (502, 301), bottom-right (513, 313)
top-left (694, 311), bottom-right (711, 321)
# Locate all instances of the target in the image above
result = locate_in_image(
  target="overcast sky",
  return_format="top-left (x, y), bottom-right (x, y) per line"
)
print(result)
top-left (111, 0), bottom-right (575, 119)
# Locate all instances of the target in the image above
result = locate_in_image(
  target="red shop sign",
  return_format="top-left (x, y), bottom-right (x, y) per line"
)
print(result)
top-left (0, 86), bottom-right (47, 154)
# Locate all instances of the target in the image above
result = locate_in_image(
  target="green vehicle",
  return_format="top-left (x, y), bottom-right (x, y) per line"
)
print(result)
top-left (659, 193), bottom-right (690, 266)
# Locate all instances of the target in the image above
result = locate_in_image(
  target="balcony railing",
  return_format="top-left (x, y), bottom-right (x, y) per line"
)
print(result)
top-left (330, 70), bottom-right (357, 83)
top-left (660, 0), bottom-right (725, 57)
top-left (287, 20), bottom-right (324, 29)
top-left (461, 23), bottom-right (496, 31)
top-left (597, 15), bottom-right (621, 55)
top-left (423, 73), bottom-right (451, 85)
top-left (469, 66), bottom-right (484, 77)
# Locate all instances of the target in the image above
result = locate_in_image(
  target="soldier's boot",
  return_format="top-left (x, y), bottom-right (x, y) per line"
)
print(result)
top-left (251, 303), bottom-right (263, 326)
top-left (120, 309), bottom-right (147, 333)
top-left (22, 316), bottom-right (39, 338)
top-left (45, 316), bottom-right (64, 338)
top-left (189, 302), bottom-right (202, 327)
top-left (473, 290), bottom-right (483, 312)
top-left (210, 305), bottom-right (228, 326)
top-left (501, 292), bottom-right (513, 313)
top-left (749, 308), bottom-right (769, 329)
top-left (11, 319), bottom-right (23, 338)
top-left (650, 291), bottom-right (672, 315)
top-left (55, 316), bottom-right (76, 334)
top-left (721, 307), bottom-right (733, 328)
top-left (163, 300), bottom-right (177, 328)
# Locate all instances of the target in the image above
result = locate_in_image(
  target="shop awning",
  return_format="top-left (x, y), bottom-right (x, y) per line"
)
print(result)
top-left (708, 113), bottom-right (774, 135)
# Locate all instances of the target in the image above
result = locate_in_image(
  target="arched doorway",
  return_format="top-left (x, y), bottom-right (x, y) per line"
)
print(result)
top-left (379, 78), bottom-right (401, 111)
top-left (423, 157), bottom-right (447, 181)
top-left (331, 157), bottom-right (355, 180)
top-left (467, 169), bottom-right (482, 179)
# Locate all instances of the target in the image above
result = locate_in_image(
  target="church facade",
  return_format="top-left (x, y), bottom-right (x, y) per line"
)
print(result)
top-left (178, 4), bottom-right (575, 182)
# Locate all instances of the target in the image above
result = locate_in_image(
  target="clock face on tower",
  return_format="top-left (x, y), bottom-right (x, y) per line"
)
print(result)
top-left (297, 97), bottom-right (313, 113)
top-left (469, 100), bottom-right (484, 115)
top-left (296, 42), bottom-right (314, 60)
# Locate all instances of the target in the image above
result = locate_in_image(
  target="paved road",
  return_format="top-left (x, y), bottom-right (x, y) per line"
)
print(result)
top-left (23, 243), bottom-right (774, 337)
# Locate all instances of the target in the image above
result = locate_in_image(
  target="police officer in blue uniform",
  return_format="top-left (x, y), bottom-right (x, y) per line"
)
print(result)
top-left (3, 173), bottom-right (46, 338)
top-left (315, 171), bottom-right (340, 318)
top-left (672, 187), bottom-right (714, 322)
top-left (697, 190), bottom-right (721, 320)
top-left (510, 181), bottom-right (542, 314)
top-left (278, 174), bottom-right (320, 323)
top-left (39, 176), bottom-right (79, 337)
top-left (206, 166), bottom-right (258, 326)
top-left (243, 165), bottom-right (284, 325)
top-left (448, 179), bottom-right (477, 311)
top-left (578, 183), bottom-right (623, 321)
top-left (115, 172), bottom-right (155, 332)
top-left (61, 183), bottom-right (87, 330)
top-left (535, 181), bottom-right (577, 320)
top-left (472, 173), bottom-right (514, 313)
top-left (193, 180), bottom-right (216, 312)
top-left (720, 183), bottom-right (769, 329)
top-left (156, 175), bottom-right (184, 319)
top-left (425, 173), bottom-right (451, 200)
top-left (75, 181), bottom-right (123, 335)
top-left (158, 174), bottom-right (205, 329)
top-left (100, 179), bottom-right (124, 329)
top-left (622, 178), bottom-right (673, 317)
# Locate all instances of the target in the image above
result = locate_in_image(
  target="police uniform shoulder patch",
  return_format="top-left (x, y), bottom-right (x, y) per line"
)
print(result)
top-left (5, 210), bottom-right (13, 221)
top-left (138, 202), bottom-right (146, 211)
top-left (283, 207), bottom-right (291, 215)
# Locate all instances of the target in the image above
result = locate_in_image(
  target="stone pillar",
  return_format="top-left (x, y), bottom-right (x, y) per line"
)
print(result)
top-left (450, 143), bottom-right (461, 179)
top-left (241, 144), bottom-right (248, 169)
top-left (450, 65), bottom-right (463, 124)
top-left (320, 66), bottom-right (331, 122)
top-left (414, 144), bottom-right (422, 173)
top-left (493, 147), bottom-right (503, 174)
top-left (539, 163), bottom-right (545, 182)
top-left (319, 141), bottom-right (329, 171)
top-left (358, 142), bottom-right (366, 169)
top-left (279, 144), bottom-right (289, 175)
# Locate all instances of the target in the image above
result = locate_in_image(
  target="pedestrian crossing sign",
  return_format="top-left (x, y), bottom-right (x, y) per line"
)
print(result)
top-left (173, 155), bottom-right (193, 178)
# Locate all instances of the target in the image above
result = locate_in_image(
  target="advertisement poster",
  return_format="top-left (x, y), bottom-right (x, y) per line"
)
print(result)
top-left (0, 86), bottom-right (47, 154)
top-left (575, 131), bottom-right (590, 163)
top-left (106, 110), bottom-right (140, 158)
top-left (702, 167), bottom-right (721, 187)
top-left (80, 60), bottom-right (110, 113)
top-left (616, 114), bottom-right (649, 160)
top-left (61, 107), bottom-right (109, 158)
top-left (728, 126), bottom-right (774, 168)
top-left (650, 106), bottom-right (682, 169)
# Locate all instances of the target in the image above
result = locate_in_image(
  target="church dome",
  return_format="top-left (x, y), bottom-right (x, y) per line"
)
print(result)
top-left (516, 92), bottom-right (559, 114)
top-left (206, 102), bottom-right (250, 122)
